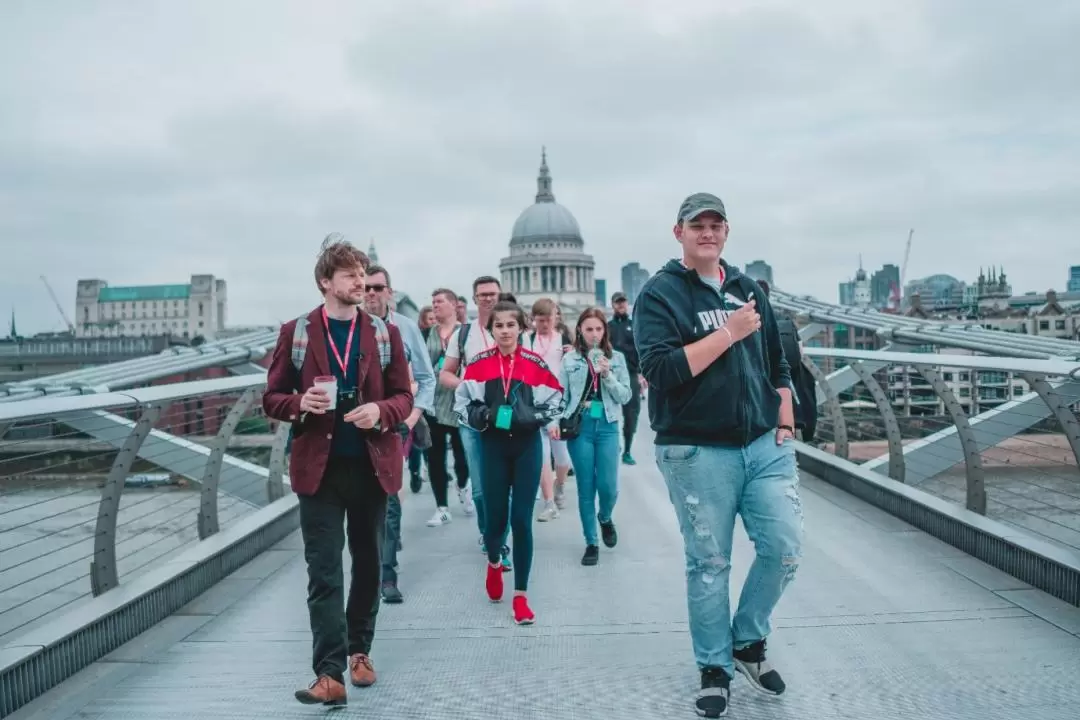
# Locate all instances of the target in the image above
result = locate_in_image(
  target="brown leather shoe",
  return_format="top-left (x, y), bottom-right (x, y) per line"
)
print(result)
top-left (349, 653), bottom-right (376, 687)
top-left (295, 675), bottom-right (346, 706)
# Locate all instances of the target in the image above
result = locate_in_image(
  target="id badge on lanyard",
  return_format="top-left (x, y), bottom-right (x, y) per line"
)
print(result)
top-left (495, 352), bottom-right (516, 430)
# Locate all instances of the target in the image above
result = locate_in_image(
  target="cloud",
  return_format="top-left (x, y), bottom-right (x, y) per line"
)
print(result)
top-left (1, 0), bottom-right (1077, 335)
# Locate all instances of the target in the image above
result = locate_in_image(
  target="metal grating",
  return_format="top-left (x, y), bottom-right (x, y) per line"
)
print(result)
top-left (0, 506), bottom-right (299, 716)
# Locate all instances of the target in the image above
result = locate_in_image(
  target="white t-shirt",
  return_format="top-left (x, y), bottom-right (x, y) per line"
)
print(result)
top-left (444, 319), bottom-right (496, 368)
top-left (524, 330), bottom-right (566, 375)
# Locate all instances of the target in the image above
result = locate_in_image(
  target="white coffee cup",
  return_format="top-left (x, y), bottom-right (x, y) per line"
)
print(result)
top-left (313, 376), bottom-right (338, 410)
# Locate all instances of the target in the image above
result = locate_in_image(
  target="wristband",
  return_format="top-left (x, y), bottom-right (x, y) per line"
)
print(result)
top-left (778, 424), bottom-right (794, 433)
top-left (720, 326), bottom-right (734, 345)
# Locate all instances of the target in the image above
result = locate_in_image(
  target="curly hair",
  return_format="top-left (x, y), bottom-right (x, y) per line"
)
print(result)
top-left (314, 233), bottom-right (370, 293)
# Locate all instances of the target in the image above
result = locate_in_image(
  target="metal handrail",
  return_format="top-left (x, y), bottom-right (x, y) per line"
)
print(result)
top-left (802, 347), bottom-right (1080, 376)
top-left (0, 374), bottom-right (267, 423)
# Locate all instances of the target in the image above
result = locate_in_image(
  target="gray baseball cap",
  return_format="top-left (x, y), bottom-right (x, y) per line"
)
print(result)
top-left (676, 193), bottom-right (727, 223)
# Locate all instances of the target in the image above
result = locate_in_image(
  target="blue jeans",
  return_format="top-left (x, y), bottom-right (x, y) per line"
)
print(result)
top-left (566, 416), bottom-right (621, 546)
top-left (458, 425), bottom-right (509, 547)
top-left (381, 493), bottom-right (401, 583)
top-left (656, 433), bottom-right (803, 676)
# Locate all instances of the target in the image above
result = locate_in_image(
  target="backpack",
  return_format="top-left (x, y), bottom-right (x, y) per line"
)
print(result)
top-left (457, 321), bottom-right (471, 362)
top-left (291, 311), bottom-right (391, 375)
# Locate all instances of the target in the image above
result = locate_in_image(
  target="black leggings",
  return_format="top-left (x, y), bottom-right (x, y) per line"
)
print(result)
top-left (481, 430), bottom-right (542, 592)
top-left (427, 419), bottom-right (469, 507)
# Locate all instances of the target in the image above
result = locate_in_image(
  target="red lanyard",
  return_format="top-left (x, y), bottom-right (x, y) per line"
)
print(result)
top-left (500, 350), bottom-right (516, 400)
top-left (322, 307), bottom-right (357, 374)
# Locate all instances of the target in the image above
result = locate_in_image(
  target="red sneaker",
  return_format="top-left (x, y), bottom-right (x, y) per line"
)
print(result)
top-left (485, 563), bottom-right (503, 602)
top-left (512, 595), bottom-right (535, 625)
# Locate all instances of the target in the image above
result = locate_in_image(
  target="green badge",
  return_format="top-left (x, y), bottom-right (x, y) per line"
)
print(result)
top-left (495, 405), bottom-right (513, 430)
top-left (436, 355), bottom-right (445, 370)
top-left (590, 401), bottom-right (604, 419)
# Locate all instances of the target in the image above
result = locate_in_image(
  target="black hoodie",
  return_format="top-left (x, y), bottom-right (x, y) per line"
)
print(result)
top-left (632, 259), bottom-right (791, 447)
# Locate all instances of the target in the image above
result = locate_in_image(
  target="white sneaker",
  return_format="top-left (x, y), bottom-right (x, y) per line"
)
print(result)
top-left (427, 508), bottom-right (452, 527)
top-left (537, 501), bottom-right (559, 522)
top-left (458, 484), bottom-right (476, 516)
top-left (553, 483), bottom-right (566, 510)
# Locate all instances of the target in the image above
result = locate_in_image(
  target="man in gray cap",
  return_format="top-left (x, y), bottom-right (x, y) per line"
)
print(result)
top-left (632, 192), bottom-right (803, 718)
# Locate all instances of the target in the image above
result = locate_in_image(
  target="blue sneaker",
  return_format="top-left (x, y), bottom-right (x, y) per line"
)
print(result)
top-left (500, 545), bottom-right (512, 572)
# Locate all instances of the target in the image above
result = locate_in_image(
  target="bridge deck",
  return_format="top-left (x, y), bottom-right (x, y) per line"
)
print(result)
top-left (10, 436), bottom-right (1080, 720)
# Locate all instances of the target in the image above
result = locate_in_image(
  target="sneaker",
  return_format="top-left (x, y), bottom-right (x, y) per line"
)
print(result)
top-left (599, 516), bottom-right (618, 548)
top-left (537, 501), bottom-right (559, 522)
top-left (458, 483), bottom-right (476, 516)
top-left (581, 544), bottom-right (599, 566)
top-left (553, 482), bottom-right (566, 510)
top-left (500, 545), bottom-right (513, 572)
top-left (427, 508), bottom-right (452, 527)
top-left (512, 595), bottom-right (535, 625)
top-left (622, 452), bottom-right (636, 466)
top-left (295, 675), bottom-right (347, 706)
top-left (381, 582), bottom-right (403, 604)
top-left (734, 639), bottom-right (786, 695)
top-left (486, 562), bottom-right (504, 602)
top-left (696, 667), bottom-right (730, 718)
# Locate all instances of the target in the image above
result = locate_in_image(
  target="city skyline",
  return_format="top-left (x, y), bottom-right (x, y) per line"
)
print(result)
top-left (1, 1), bottom-right (1077, 333)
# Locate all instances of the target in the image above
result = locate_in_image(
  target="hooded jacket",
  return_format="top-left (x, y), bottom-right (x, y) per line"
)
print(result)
top-left (632, 259), bottom-right (791, 447)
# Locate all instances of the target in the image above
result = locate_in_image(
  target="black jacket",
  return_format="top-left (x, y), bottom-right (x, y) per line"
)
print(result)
top-left (632, 259), bottom-right (791, 447)
top-left (607, 314), bottom-right (639, 376)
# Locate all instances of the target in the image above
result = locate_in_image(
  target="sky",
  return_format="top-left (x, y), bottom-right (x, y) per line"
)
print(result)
top-left (1, 0), bottom-right (1077, 334)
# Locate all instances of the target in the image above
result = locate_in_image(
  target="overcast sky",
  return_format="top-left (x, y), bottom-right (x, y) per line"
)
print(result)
top-left (1, 0), bottom-right (1077, 333)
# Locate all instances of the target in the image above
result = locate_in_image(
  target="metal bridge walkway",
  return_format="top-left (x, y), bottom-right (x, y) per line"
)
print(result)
top-left (9, 436), bottom-right (1080, 720)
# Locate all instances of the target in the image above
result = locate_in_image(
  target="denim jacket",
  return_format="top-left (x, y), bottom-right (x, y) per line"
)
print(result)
top-left (558, 349), bottom-right (633, 424)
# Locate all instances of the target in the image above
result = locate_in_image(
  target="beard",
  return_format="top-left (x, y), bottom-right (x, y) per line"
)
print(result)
top-left (333, 288), bottom-right (364, 306)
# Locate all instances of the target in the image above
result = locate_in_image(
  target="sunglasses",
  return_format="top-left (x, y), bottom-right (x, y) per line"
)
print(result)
top-left (366, 284), bottom-right (388, 293)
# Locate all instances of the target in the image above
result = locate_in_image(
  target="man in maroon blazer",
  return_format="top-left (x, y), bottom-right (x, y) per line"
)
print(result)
top-left (262, 235), bottom-right (413, 707)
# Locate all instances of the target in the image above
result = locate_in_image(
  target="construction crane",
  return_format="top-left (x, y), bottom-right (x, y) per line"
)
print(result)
top-left (40, 275), bottom-right (75, 333)
top-left (887, 228), bottom-right (914, 311)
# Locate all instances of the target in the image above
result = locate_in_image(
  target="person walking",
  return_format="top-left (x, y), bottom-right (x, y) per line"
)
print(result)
top-left (553, 307), bottom-right (633, 565)
top-left (634, 193), bottom-right (803, 718)
top-left (262, 234), bottom-right (413, 707)
top-left (454, 300), bottom-right (564, 625)
top-left (608, 291), bottom-right (645, 465)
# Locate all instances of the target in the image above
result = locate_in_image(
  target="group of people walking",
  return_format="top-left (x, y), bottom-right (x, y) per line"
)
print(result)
top-left (262, 189), bottom-right (806, 719)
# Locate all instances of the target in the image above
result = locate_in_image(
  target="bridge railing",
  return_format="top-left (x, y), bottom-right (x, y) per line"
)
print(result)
top-left (0, 375), bottom-right (289, 647)
top-left (801, 347), bottom-right (1080, 556)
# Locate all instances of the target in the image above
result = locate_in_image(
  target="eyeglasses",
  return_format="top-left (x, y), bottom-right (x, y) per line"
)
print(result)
top-left (366, 284), bottom-right (387, 293)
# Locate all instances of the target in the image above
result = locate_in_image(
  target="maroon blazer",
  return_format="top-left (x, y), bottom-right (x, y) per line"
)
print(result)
top-left (263, 306), bottom-right (414, 496)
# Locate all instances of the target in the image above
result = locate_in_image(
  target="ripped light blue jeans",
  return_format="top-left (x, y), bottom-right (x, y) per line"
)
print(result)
top-left (656, 433), bottom-right (803, 676)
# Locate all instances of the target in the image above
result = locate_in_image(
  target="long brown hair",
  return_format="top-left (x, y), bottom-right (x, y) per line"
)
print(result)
top-left (573, 307), bottom-right (613, 358)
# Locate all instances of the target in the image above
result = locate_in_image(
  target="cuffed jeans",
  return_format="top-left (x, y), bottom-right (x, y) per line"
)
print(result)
top-left (655, 433), bottom-right (803, 676)
top-left (297, 455), bottom-right (388, 683)
top-left (566, 416), bottom-right (621, 546)
top-left (459, 424), bottom-right (508, 547)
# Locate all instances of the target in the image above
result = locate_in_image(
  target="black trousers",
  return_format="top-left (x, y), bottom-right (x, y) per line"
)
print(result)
top-left (622, 388), bottom-right (641, 454)
top-left (428, 418), bottom-right (469, 507)
top-left (298, 455), bottom-right (388, 682)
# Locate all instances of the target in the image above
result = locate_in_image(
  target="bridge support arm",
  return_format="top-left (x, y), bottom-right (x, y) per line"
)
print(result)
top-left (198, 388), bottom-right (260, 539)
top-left (90, 404), bottom-right (162, 596)
top-left (267, 421), bottom-right (291, 502)
top-left (802, 356), bottom-right (849, 459)
top-left (914, 365), bottom-right (986, 514)
top-left (1022, 373), bottom-right (1080, 470)
top-left (850, 361), bottom-right (905, 482)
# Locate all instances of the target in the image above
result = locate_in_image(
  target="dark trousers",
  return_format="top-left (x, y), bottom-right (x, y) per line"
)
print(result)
top-left (481, 430), bottom-right (542, 592)
top-left (382, 494), bottom-right (401, 583)
top-left (408, 444), bottom-right (424, 476)
top-left (622, 389), bottom-right (641, 454)
top-left (428, 419), bottom-right (469, 506)
top-left (298, 455), bottom-right (388, 682)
